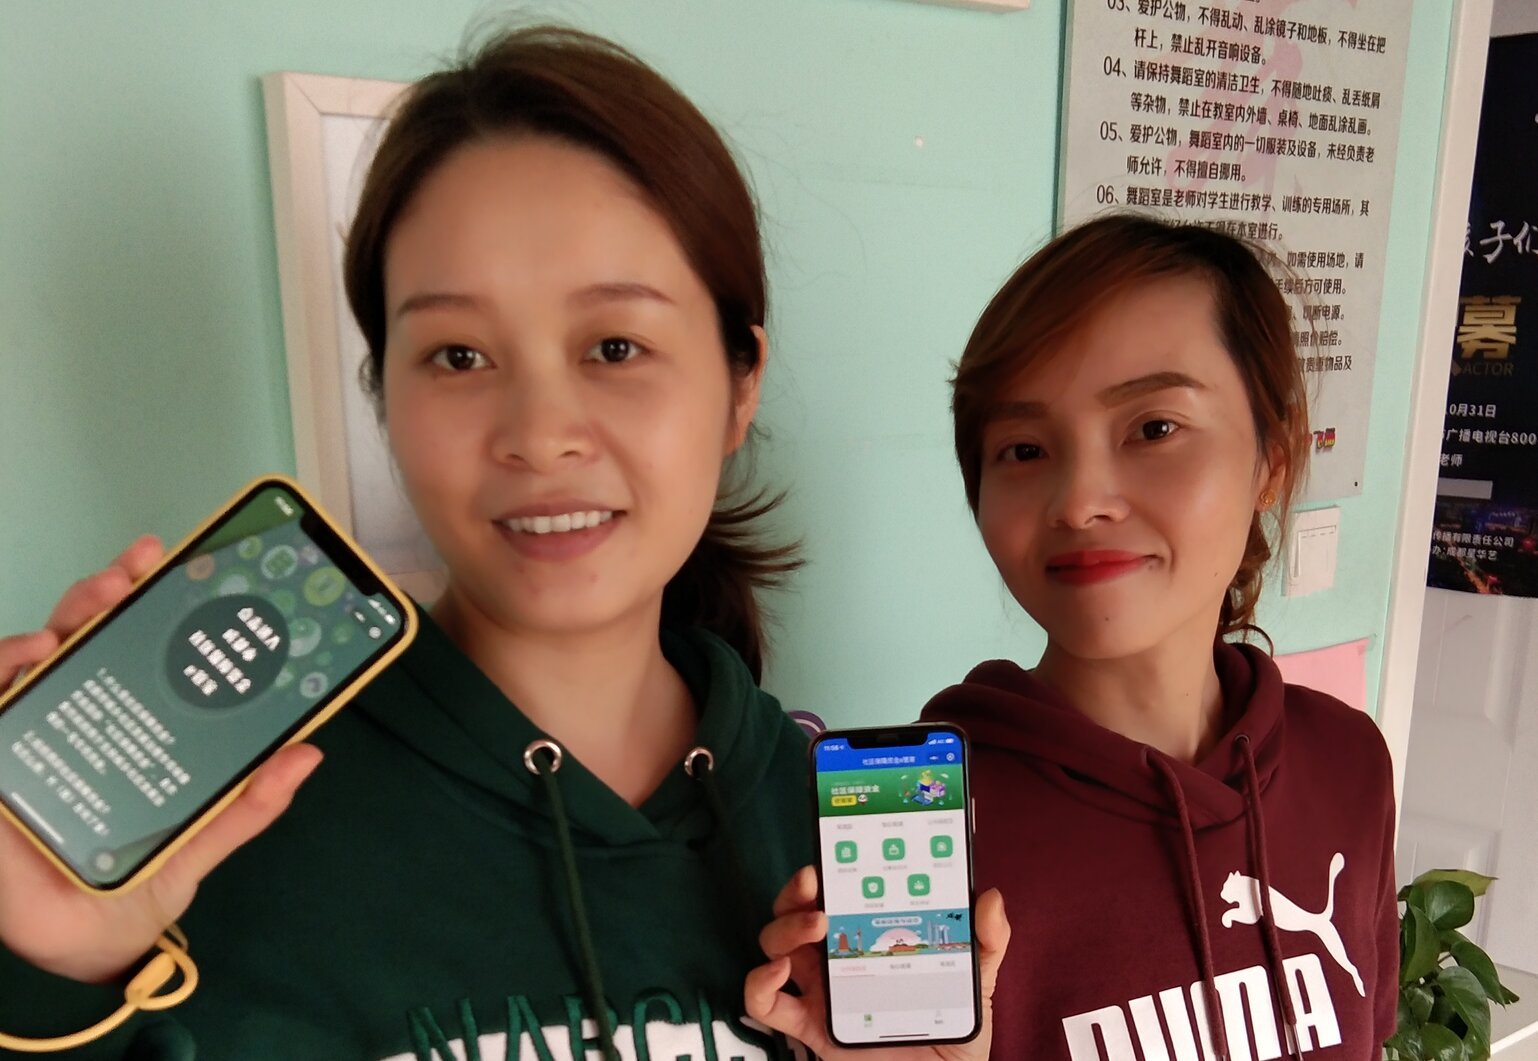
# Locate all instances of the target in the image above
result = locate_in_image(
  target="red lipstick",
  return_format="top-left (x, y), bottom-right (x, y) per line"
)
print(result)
top-left (1045, 550), bottom-right (1152, 585)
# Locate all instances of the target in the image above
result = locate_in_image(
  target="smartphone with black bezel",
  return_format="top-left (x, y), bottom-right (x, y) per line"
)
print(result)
top-left (810, 723), bottom-right (981, 1048)
top-left (0, 475), bottom-right (416, 892)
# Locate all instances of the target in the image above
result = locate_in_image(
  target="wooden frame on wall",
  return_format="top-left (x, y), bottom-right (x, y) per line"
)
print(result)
top-left (262, 71), bottom-right (445, 602)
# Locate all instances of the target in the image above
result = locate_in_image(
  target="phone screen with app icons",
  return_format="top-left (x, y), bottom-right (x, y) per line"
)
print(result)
top-left (812, 725), bottom-right (979, 1046)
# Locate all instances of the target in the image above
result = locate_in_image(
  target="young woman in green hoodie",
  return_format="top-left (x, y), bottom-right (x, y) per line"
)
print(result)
top-left (0, 26), bottom-right (1006, 1061)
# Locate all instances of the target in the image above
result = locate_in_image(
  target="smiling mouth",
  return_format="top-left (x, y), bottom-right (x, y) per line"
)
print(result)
top-left (1045, 551), bottom-right (1152, 585)
top-left (497, 510), bottom-right (616, 535)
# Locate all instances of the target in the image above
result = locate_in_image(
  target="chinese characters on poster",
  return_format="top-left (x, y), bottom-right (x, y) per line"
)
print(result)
top-left (1060, 0), bottom-right (1412, 501)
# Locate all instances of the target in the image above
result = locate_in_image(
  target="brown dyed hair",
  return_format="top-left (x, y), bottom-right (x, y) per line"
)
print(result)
top-left (342, 26), bottom-right (796, 679)
top-left (951, 213), bottom-right (1309, 644)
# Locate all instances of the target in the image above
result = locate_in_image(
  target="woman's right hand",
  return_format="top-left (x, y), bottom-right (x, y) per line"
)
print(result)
top-left (0, 535), bottom-right (322, 984)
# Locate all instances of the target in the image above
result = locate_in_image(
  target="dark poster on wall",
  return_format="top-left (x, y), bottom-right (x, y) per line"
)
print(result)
top-left (1429, 33), bottom-right (1538, 596)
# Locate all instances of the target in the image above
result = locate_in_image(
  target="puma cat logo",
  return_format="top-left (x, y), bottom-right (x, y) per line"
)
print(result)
top-left (1220, 851), bottom-right (1364, 997)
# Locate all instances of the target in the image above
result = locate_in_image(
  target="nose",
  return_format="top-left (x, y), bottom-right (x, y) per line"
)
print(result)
top-left (490, 362), bottom-right (596, 472)
top-left (1045, 447), bottom-right (1129, 529)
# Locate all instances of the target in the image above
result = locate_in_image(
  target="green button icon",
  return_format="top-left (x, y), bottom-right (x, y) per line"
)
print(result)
top-left (261, 545), bottom-right (299, 581)
top-left (835, 841), bottom-right (858, 864)
top-left (907, 873), bottom-right (931, 897)
top-left (883, 837), bottom-right (906, 861)
top-left (861, 876), bottom-right (885, 899)
top-left (930, 834), bottom-right (954, 859)
top-left (304, 566), bottom-right (346, 606)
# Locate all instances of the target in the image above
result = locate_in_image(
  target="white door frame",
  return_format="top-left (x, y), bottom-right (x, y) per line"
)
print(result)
top-left (1377, 0), bottom-right (1494, 811)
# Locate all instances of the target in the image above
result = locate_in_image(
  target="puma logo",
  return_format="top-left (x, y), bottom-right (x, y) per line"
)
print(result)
top-left (1220, 851), bottom-right (1364, 997)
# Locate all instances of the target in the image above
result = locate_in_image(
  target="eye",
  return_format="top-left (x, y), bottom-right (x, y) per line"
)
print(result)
top-left (584, 337), bottom-right (644, 364)
top-left (1136, 419), bottom-right (1179, 442)
top-left (429, 345), bottom-right (490, 372)
top-left (997, 442), bottom-right (1043, 463)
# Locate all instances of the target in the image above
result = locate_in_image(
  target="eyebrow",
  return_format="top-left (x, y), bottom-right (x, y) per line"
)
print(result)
top-left (569, 281), bottom-right (676, 308)
top-left (393, 291), bottom-right (485, 321)
top-left (1098, 370), bottom-right (1205, 404)
top-left (985, 371), bottom-right (1205, 422)
top-left (392, 282), bottom-right (675, 322)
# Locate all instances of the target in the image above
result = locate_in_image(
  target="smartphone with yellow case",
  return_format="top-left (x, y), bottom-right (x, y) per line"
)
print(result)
top-left (0, 475), bottom-right (416, 892)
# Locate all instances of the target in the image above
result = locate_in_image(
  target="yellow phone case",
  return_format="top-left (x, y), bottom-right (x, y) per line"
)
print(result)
top-left (0, 473), bottom-right (419, 895)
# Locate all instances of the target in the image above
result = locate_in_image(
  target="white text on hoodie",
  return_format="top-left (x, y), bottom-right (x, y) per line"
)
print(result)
top-left (1061, 952), bottom-right (1341, 1060)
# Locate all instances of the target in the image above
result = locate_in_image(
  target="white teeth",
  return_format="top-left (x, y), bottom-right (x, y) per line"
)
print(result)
top-left (501, 511), bottom-right (614, 535)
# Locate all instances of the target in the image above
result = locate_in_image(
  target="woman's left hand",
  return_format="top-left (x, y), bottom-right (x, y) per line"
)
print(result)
top-left (744, 866), bottom-right (1011, 1060)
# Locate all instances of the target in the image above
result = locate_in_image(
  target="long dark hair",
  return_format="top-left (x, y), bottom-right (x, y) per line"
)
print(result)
top-left (951, 213), bottom-right (1309, 645)
top-left (342, 26), bottom-right (798, 678)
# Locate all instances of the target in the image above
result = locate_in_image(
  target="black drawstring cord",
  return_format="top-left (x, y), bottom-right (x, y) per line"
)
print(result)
top-left (685, 746), bottom-right (765, 970)
top-left (524, 740), bottom-right (620, 1061)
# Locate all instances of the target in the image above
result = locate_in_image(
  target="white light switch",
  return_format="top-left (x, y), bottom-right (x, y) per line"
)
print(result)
top-left (1284, 506), bottom-right (1340, 597)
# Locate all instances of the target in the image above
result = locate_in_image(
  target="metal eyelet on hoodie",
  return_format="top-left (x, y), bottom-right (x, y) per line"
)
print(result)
top-left (683, 745), bottom-right (715, 777)
top-left (522, 738), bottom-right (563, 775)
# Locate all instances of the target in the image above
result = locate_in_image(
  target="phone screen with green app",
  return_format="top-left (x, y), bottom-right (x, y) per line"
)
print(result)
top-left (0, 477), bottom-right (415, 891)
top-left (811, 724), bottom-right (980, 1047)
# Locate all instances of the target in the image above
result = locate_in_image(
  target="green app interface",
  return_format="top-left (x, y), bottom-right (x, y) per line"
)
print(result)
top-left (814, 730), bottom-right (975, 1044)
top-left (0, 485), bottom-right (405, 887)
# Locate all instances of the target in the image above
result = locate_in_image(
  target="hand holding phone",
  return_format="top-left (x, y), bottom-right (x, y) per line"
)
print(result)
top-left (0, 535), bottom-right (323, 983)
top-left (744, 725), bottom-right (1011, 1059)
top-left (747, 870), bottom-right (1008, 1061)
top-left (0, 477), bottom-right (414, 982)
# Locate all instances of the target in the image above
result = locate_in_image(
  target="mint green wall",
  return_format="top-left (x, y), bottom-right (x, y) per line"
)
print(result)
top-left (0, 0), bottom-right (1455, 724)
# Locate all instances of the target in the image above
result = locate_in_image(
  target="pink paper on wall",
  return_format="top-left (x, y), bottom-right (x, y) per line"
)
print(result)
top-left (1273, 638), bottom-right (1370, 713)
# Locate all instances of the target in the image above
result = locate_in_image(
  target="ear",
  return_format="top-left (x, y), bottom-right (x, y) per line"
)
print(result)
top-left (1255, 439), bottom-right (1288, 511)
top-left (724, 325), bottom-right (768, 456)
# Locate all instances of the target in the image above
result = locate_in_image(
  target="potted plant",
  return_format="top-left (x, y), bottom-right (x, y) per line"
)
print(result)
top-left (1384, 869), bottom-right (1520, 1060)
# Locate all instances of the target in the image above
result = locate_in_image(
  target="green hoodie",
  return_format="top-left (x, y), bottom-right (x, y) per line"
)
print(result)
top-left (0, 613), bottom-right (815, 1060)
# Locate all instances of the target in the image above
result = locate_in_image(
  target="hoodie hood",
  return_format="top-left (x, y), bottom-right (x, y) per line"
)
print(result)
top-left (921, 641), bottom-right (1287, 829)
top-left (352, 608), bottom-right (787, 849)
top-left (918, 641), bottom-right (1399, 1061)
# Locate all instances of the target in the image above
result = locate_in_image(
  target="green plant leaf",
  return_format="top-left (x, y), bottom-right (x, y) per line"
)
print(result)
top-left (1404, 983), bottom-right (1437, 1026)
top-left (1384, 1026), bottom-right (1421, 1060)
top-left (1420, 881), bottom-right (1477, 931)
top-left (1414, 869), bottom-right (1497, 898)
top-left (1403, 905), bottom-right (1444, 983)
top-left (1450, 937), bottom-right (1521, 1006)
top-left (1436, 966), bottom-right (1493, 1048)
top-left (1418, 1022), bottom-right (1467, 1061)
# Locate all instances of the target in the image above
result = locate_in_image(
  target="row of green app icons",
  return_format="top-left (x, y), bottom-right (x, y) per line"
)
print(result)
top-left (860, 874), bottom-right (931, 899)
top-left (834, 835), bottom-right (954, 863)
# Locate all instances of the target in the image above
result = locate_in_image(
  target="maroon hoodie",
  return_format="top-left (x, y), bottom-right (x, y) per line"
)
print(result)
top-left (921, 642), bottom-right (1398, 1060)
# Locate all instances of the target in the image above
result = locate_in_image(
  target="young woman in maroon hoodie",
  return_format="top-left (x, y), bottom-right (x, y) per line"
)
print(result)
top-left (916, 214), bottom-right (1398, 1060)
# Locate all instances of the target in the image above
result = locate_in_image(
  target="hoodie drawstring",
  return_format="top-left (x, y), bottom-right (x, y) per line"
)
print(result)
top-left (1148, 753), bottom-right (1230, 1061)
top-left (524, 740), bottom-right (621, 1061)
top-left (686, 746), bottom-right (770, 971)
top-left (1152, 739), bottom-right (1305, 1061)
top-left (1237, 735), bottom-right (1303, 1061)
